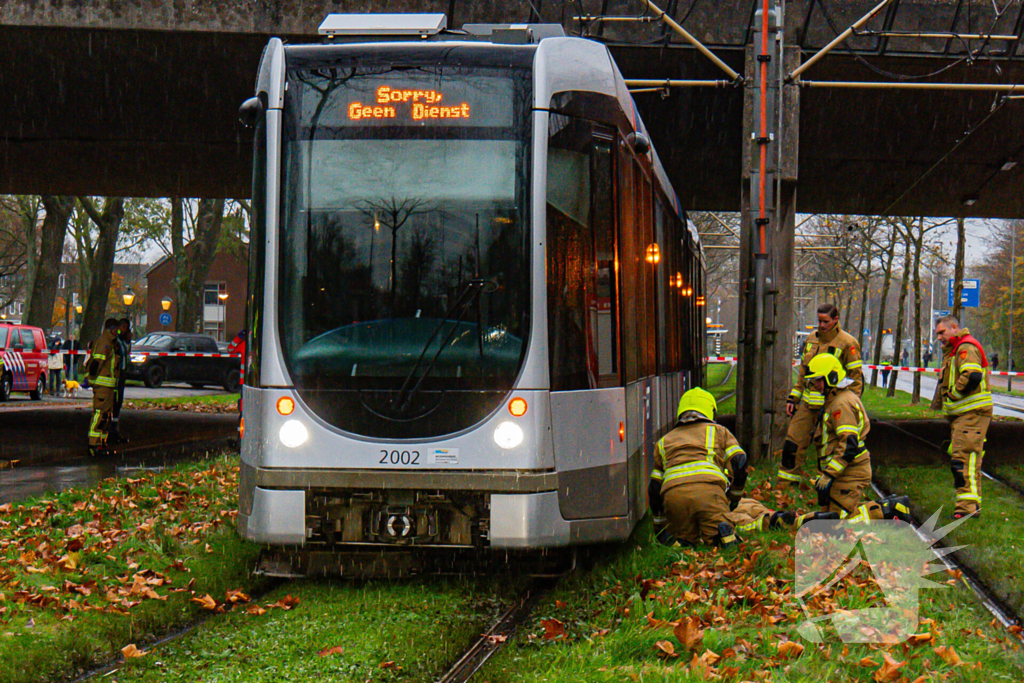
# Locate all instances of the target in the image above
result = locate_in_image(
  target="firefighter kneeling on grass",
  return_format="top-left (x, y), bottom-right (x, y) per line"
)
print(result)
top-left (803, 354), bottom-right (911, 525)
top-left (649, 388), bottom-right (796, 548)
top-left (87, 319), bottom-right (121, 457)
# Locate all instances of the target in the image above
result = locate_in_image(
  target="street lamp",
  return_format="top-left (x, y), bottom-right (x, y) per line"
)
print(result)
top-left (123, 287), bottom-right (135, 307)
top-left (161, 296), bottom-right (172, 311)
top-left (218, 290), bottom-right (229, 302)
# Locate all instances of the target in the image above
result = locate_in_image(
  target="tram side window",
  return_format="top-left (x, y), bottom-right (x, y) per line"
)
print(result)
top-left (591, 133), bottom-right (618, 386)
top-left (617, 139), bottom-right (638, 384)
top-left (547, 114), bottom-right (593, 391)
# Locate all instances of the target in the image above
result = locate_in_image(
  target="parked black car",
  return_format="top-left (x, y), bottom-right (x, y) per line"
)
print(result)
top-left (126, 332), bottom-right (241, 392)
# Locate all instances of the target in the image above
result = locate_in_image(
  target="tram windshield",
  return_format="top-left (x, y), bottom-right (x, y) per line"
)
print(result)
top-left (278, 53), bottom-right (533, 438)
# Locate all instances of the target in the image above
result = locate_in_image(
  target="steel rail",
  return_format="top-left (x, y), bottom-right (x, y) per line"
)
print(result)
top-left (638, 0), bottom-right (741, 82)
top-left (787, 0), bottom-right (897, 82)
top-left (799, 80), bottom-right (1024, 92)
top-left (436, 580), bottom-right (555, 683)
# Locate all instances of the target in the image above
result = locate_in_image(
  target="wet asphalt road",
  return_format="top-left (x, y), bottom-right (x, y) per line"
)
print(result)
top-left (0, 386), bottom-right (238, 503)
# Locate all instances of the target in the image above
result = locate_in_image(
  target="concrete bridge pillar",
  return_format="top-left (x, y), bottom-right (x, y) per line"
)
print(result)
top-left (736, 8), bottom-right (800, 464)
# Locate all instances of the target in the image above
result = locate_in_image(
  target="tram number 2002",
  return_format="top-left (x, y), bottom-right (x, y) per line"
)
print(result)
top-left (380, 450), bottom-right (421, 465)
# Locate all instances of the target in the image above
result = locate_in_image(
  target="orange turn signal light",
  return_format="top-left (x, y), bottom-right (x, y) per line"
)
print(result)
top-left (618, 422), bottom-right (625, 443)
top-left (277, 397), bottom-right (295, 416)
top-left (239, 417), bottom-right (245, 439)
top-left (508, 397), bottom-right (528, 417)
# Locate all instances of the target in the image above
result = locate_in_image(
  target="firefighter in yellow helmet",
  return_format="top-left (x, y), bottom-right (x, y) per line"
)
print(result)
top-left (801, 354), bottom-right (911, 525)
top-left (649, 387), bottom-right (795, 546)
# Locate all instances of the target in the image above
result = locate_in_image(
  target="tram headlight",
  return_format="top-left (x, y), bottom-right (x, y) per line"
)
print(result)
top-left (279, 419), bottom-right (309, 448)
top-left (493, 421), bottom-right (524, 450)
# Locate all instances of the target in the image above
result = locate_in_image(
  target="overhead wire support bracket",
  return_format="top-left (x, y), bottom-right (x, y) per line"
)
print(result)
top-left (638, 0), bottom-right (743, 84)
top-left (785, 0), bottom-right (897, 83)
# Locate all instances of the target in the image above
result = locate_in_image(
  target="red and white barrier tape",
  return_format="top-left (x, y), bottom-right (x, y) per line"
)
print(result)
top-left (39, 349), bottom-right (241, 358)
top-left (706, 356), bottom-right (1024, 378)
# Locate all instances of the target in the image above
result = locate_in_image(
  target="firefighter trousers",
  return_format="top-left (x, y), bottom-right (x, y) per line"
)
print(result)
top-left (823, 456), bottom-right (872, 516)
top-left (948, 410), bottom-right (991, 515)
top-left (663, 482), bottom-right (731, 545)
top-left (779, 402), bottom-right (821, 484)
top-left (89, 385), bottom-right (115, 447)
top-left (725, 498), bottom-right (774, 534)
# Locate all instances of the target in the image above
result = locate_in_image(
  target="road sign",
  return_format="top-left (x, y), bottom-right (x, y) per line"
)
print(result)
top-left (159, 313), bottom-right (172, 325)
top-left (864, 328), bottom-right (870, 336)
top-left (947, 279), bottom-right (980, 308)
top-left (933, 309), bottom-right (950, 318)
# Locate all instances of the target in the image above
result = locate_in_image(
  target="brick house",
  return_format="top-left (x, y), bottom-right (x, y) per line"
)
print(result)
top-left (144, 239), bottom-right (248, 342)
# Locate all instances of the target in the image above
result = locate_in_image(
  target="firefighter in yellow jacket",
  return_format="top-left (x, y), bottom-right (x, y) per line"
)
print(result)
top-left (649, 387), bottom-right (752, 547)
top-left (932, 316), bottom-right (992, 519)
top-left (87, 319), bottom-right (122, 456)
top-left (779, 304), bottom-right (863, 488)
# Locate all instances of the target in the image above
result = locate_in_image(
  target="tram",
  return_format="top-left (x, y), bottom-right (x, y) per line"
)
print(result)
top-left (237, 14), bottom-right (705, 571)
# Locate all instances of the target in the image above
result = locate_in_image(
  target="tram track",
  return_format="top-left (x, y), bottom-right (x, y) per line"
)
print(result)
top-left (437, 578), bottom-right (556, 683)
top-left (871, 419), bottom-right (1024, 634)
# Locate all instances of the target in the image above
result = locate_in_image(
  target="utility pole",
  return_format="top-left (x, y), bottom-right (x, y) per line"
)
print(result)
top-left (1010, 226), bottom-right (1016, 390)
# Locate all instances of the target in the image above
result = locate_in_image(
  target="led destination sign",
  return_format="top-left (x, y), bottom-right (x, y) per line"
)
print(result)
top-left (348, 86), bottom-right (471, 121)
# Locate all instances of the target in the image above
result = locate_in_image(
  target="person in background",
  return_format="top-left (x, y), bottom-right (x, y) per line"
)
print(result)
top-left (47, 345), bottom-right (64, 396)
top-left (86, 319), bottom-right (121, 456)
top-left (991, 352), bottom-right (1000, 371)
top-left (108, 317), bottom-right (132, 445)
top-left (780, 304), bottom-right (863, 489)
top-left (924, 348), bottom-right (933, 368)
top-left (932, 316), bottom-right (991, 520)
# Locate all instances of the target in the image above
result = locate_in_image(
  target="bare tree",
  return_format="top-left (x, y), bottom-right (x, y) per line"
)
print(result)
top-left (951, 217), bottom-right (966, 321)
top-left (870, 221), bottom-right (900, 387)
top-left (23, 197), bottom-right (75, 331)
top-left (76, 197), bottom-right (125, 344)
top-left (357, 197), bottom-right (432, 309)
top-left (887, 219), bottom-right (914, 397)
top-left (170, 198), bottom-right (226, 333)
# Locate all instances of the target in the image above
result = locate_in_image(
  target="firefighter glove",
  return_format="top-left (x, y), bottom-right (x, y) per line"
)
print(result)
top-left (814, 474), bottom-right (834, 507)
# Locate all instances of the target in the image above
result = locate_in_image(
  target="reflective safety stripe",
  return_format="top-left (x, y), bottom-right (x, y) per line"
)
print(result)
top-left (960, 363), bottom-right (983, 372)
top-left (705, 426), bottom-right (716, 462)
top-left (88, 410), bottom-right (104, 438)
top-left (956, 492), bottom-right (982, 502)
top-left (737, 516), bottom-right (765, 533)
top-left (835, 426), bottom-right (859, 435)
top-left (92, 376), bottom-right (117, 388)
top-left (803, 391), bottom-right (825, 407)
top-left (725, 445), bottom-right (744, 458)
top-left (650, 469), bottom-right (664, 481)
top-left (967, 451), bottom-right (980, 501)
top-left (842, 504), bottom-right (871, 524)
top-left (789, 389), bottom-right (803, 400)
top-left (826, 458), bottom-right (845, 474)
top-left (943, 392), bottom-right (993, 415)
top-left (778, 471), bottom-right (802, 482)
top-left (663, 461), bottom-right (729, 484)
top-left (658, 439), bottom-right (666, 459)
top-left (846, 360), bottom-right (863, 369)
top-left (92, 353), bottom-right (107, 360)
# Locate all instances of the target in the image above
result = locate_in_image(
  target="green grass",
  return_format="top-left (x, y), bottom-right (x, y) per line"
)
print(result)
top-left (705, 362), bottom-right (737, 415)
top-left (874, 464), bottom-right (1024, 618)
top-left (859, 385), bottom-right (940, 420)
top-left (106, 578), bottom-right (517, 682)
top-left (479, 513), bottom-right (1024, 682)
top-left (0, 452), bottom-right (265, 683)
top-left (122, 393), bottom-right (239, 410)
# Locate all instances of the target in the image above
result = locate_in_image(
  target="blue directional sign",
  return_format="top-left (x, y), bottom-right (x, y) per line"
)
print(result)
top-left (159, 312), bottom-right (172, 325)
top-left (947, 279), bottom-right (980, 308)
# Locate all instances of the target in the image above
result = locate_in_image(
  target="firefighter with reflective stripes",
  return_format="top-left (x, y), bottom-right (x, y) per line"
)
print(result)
top-left (779, 304), bottom-right (863, 488)
top-left (648, 387), bottom-right (748, 547)
top-left (86, 319), bottom-right (122, 456)
top-left (806, 354), bottom-right (875, 517)
top-left (932, 315), bottom-right (992, 519)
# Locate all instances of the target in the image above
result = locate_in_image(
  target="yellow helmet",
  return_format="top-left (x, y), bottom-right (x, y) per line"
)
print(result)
top-left (806, 354), bottom-right (846, 387)
top-left (678, 387), bottom-right (717, 420)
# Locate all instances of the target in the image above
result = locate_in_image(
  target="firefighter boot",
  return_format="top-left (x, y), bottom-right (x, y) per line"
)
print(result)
top-left (769, 510), bottom-right (797, 529)
top-left (715, 522), bottom-right (739, 547)
top-left (777, 440), bottom-right (801, 489)
top-left (880, 495), bottom-right (912, 523)
top-left (793, 511), bottom-right (840, 531)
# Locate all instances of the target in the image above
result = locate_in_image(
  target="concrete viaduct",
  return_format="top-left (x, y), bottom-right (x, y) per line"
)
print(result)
top-left (3, 0), bottom-right (1024, 457)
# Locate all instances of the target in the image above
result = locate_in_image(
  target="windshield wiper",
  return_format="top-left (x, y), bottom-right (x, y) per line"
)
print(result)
top-left (391, 278), bottom-right (496, 415)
